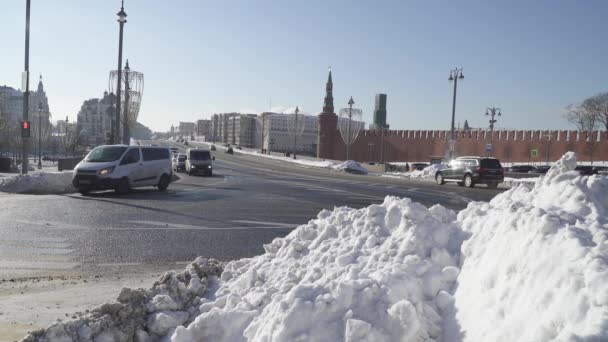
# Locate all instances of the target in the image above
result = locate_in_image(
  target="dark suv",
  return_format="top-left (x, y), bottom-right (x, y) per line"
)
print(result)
top-left (435, 156), bottom-right (504, 188)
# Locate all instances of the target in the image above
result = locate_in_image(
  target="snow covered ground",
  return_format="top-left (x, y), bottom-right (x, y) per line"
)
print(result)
top-left (332, 160), bottom-right (369, 174)
top-left (21, 152), bottom-right (608, 341)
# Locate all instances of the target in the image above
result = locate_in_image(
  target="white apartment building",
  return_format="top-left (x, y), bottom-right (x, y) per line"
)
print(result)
top-left (260, 112), bottom-right (318, 155)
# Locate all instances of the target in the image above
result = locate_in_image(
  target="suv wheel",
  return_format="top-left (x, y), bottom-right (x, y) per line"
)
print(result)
top-left (435, 173), bottom-right (445, 185)
top-left (115, 178), bottom-right (131, 194)
top-left (158, 174), bottom-right (170, 191)
top-left (464, 174), bottom-right (474, 188)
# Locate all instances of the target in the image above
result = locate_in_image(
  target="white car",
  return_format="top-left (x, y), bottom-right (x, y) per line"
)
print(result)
top-left (73, 145), bottom-right (173, 195)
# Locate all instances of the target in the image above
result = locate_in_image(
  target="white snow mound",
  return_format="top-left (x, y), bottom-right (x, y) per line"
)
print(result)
top-left (409, 164), bottom-right (447, 179)
top-left (0, 171), bottom-right (76, 194)
top-left (172, 197), bottom-right (464, 341)
top-left (333, 160), bottom-right (369, 174)
top-left (454, 151), bottom-right (608, 341)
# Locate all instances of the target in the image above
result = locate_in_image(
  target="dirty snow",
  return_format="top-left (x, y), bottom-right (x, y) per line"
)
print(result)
top-left (0, 172), bottom-right (75, 194)
top-left (19, 152), bottom-right (608, 341)
top-left (332, 160), bottom-right (369, 174)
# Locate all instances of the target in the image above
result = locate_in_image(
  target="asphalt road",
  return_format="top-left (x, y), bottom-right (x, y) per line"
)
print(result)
top-left (0, 141), bottom-right (503, 279)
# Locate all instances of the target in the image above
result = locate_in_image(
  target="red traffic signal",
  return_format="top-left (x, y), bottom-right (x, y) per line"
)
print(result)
top-left (21, 120), bottom-right (31, 138)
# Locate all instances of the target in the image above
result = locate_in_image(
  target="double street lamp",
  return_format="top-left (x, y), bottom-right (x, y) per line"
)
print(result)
top-left (448, 68), bottom-right (464, 160)
top-left (485, 107), bottom-right (502, 157)
top-left (37, 101), bottom-right (43, 169)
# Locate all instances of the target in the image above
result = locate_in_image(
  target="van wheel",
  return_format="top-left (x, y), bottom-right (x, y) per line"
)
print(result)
top-left (464, 174), bottom-right (474, 188)
top-left (115, 178), bottom-right (131, 194)
top-left (158, 174), bottom-right (170, 191)
top-left (435, 173), bottom-right (445, 185)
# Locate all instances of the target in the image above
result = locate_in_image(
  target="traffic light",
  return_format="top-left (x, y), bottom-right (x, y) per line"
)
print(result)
top-left (21, 121), bottom-right (31, 138)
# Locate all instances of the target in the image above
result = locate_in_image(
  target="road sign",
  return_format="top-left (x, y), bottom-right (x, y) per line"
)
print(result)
top-left (486, 143), bottom-right (493, 153)
top-left (530, 149), bottom-right (538, 158)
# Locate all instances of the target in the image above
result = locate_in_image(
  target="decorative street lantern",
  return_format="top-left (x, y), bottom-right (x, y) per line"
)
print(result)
top-left (109, 59), bottom-right (144, 145)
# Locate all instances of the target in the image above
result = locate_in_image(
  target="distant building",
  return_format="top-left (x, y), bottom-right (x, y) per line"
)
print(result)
top-left (196, 119), bottom-right (211, 140)
top-left (261, 112), bottom-right (318, 155)
top-left (76, 91), bottom-right (116, 146)
top-left (178, 121), bottom-right (196, 139)
top-left (369, 93), bottom-right (389, 130)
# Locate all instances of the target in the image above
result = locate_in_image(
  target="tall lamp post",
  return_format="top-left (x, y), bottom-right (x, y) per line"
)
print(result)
top-left (448, 67), bottom-right (464, 160)
top-left (114, 0), bottom-right (127, 144)
top-left (346, 97), bottom-right (354, 160)
top-left (123, 60), bottom-right (130, 145)
top-left (292, 106), bottom-right (299, 159)
top-left (37, 101), bottom-right (43, 169)
top-left (21, 0), bottom-right (32, 174)
top-left (485, 107), bottom-right (501, 157)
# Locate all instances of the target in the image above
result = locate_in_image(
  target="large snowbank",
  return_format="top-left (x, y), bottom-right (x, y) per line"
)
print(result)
top-left (408, 163), bottom-right (447, 179)
top-left (0, 171), bottom-right (75, 194)
top-left (332, 160), bottom-right (369, 174)
top-left (454, 152), bottom-right (608, 340)
top-left (20, 152), bottom-right (608, 341)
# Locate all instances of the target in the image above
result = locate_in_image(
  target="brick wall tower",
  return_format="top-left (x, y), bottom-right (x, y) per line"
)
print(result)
top-left (317, 68), bottom-right (338, 159)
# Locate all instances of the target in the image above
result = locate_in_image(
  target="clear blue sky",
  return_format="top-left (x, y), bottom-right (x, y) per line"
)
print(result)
top-left (1, 0), bottom-right (607, 132)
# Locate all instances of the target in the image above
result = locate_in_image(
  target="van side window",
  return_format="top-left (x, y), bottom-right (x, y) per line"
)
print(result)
top-left (142, 148), bottom-right (170, 161)
top-left (121, 148), bottom-right (140, 165)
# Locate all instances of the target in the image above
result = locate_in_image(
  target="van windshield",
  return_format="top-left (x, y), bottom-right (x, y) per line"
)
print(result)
top-left (190, 151), bottom-right (211, 160)
top-left (85, 146), bottom-right (127, 162)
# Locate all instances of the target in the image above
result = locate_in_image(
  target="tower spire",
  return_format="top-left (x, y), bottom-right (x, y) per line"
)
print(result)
top-left (37, 74), bottom-right (44, 93)
top-left (322, 67), bottom-right (334, 114)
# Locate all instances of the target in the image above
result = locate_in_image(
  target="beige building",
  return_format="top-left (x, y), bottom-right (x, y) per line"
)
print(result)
top-left (76, 92), bottom-right (116, 146)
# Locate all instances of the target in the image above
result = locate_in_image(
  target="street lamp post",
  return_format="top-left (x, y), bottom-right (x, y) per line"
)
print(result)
top-left (368, 142), bottom-right (374, 163)
top-left (293, 106), bottom-right (299, 159)
top-left (114, 1), bottom-right (127, 144)
top-left (123, 60), bottom-right (130, 145)
top-left (545, 131), bottom-right (553, 164)
top-left (64, 116), bottom-right (69, 157)
top-left (21, 0), bottom-right (32, 174)
top-left (485, 107), bottom-right (502, 157)
top-left (37, 102), bottom-right (43, 169)
top-left (448, 67), bottom-right (464, 160)
top-left (346, 97), bottom-right (354, 160)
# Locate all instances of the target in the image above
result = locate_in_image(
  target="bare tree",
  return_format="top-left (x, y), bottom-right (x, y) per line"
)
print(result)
top-left (565, 103), bottom-right (600, 163)
top-left (581, 92), bottom-right (608, 131)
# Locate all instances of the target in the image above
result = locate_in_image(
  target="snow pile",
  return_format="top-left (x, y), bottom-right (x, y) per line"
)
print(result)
top-left (454, 152), bottom-right (608, 341)
top-left (332, 160), bottom-right (369, 174)
top-left (171, 197), bottom-right (463, 341)
top-left (0, 171), bottom-right (76, 194)
top-left (21, 258), bottom-right (223, 342)
top-left (409, 163), bottom-right (447, 179)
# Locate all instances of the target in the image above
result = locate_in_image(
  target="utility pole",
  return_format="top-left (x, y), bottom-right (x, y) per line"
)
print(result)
top-left (448, 67), bottom-right (464, 160)
top-left (260, 114), bottom-right (265, 154)
top-left (293, 106), bottom-right (299, 159)
top-left (485, 107), bottom-right (501, 157)
top-left (21, 0), bottom-right (31, 174)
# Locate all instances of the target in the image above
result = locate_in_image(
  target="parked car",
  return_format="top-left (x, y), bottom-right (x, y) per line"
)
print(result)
top-left (185, 148), bottom-right (214, 176)
top-left (72, 145), bottom-right (172, 195)
top-left (507, 164), bottom-right (536, 173)
top-left (225, 147), bottom-right (234, 154)
top-left (435, 156), bottom-right (504, 188)
top-left (172, 154), bottom-right (187, 172)
top-left (575, 165), bottom-right (608, 175)
top-left (410, 163), bottom-right (429, 171)
top-left (529, 165), bottom-right (551, 174)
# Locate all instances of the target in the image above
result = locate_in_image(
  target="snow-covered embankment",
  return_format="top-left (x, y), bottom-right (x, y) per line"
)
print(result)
top-left (0, 172), bottom-right (75, 194)
top-left (21, 152), bottom-right (608, 341)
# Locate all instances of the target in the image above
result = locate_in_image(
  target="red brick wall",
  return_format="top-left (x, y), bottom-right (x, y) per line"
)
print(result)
top-left (325, 129), bottom-right (608, 163)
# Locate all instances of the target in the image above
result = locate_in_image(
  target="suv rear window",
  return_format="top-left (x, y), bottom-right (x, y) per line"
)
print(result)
top-left (480, 159), bottom-right (502, 169)
top-left (142, 148), bottom-right (170, 161)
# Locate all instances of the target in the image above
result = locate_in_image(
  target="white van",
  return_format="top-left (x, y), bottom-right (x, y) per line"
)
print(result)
top-left (73, 145), bottom-right (173, 195)
top-left (185, 148), bottom-right (214, 176)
